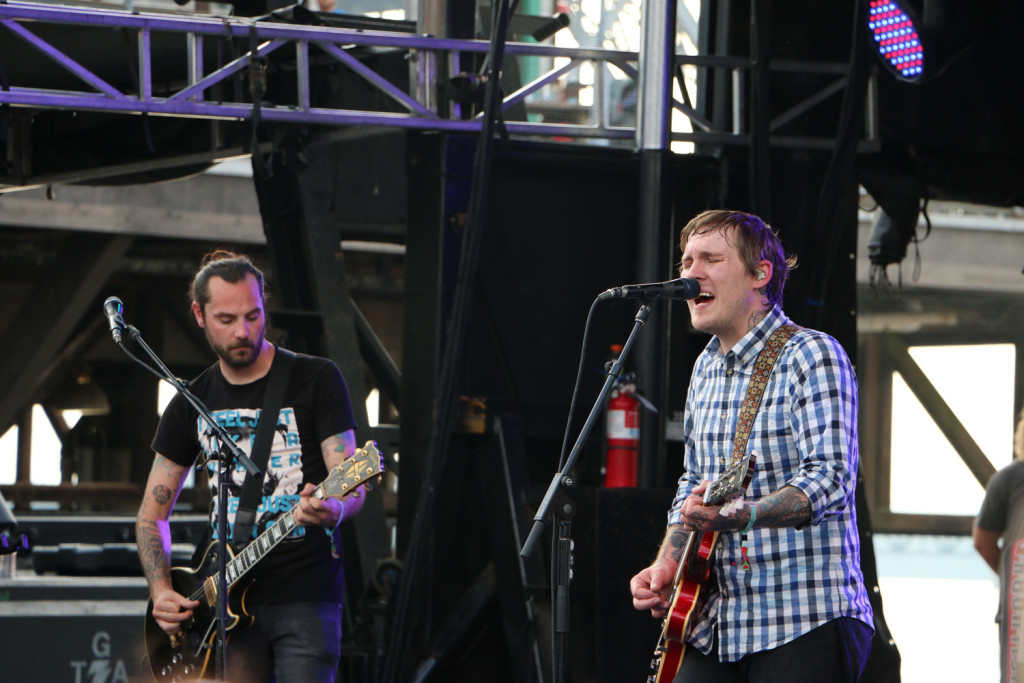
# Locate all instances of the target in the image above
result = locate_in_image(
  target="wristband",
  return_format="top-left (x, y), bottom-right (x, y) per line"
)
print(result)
top-left (741, 503), bottom-right (758, 535)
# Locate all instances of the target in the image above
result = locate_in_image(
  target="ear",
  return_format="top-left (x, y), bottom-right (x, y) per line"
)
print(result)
top-left (192, 301), bottom-right (206, 328)
top-left (754, 261), bottom-right (772, 289)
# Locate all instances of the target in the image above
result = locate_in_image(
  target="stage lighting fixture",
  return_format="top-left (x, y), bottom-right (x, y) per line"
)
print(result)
top-left (867, 0), bottom-right (925, 82)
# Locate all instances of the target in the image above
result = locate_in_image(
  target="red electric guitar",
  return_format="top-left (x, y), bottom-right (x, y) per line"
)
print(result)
top-left (647, 450), bottom-right (757, 683)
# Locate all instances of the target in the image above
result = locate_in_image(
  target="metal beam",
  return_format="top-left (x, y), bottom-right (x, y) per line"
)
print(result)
top-left (0, 232), bottom-right (133, 434)
top-left (0, 0), bottom-right (872, 190)
top-left (880, 333), bottom-right (997, 487)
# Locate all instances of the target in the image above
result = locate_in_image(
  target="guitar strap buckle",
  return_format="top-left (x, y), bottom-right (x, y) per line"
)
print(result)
top-left (233, 507), bottom-right (258, 552)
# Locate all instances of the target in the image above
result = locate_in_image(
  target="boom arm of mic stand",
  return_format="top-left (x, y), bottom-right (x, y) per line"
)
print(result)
top-left (120, 325), bottom-right (262, 478)
top-left (521, 303), bottom-right (651, 559)
top-left (117, 323), bottom-right (253, 681)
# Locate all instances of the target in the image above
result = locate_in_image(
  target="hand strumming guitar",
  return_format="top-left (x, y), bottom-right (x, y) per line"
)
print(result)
top-left (150, 585), bottom-right (200, 636)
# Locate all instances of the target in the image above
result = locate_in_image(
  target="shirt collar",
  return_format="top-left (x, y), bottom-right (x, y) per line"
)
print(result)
top-left (707, 306), bottom-right (790, 366)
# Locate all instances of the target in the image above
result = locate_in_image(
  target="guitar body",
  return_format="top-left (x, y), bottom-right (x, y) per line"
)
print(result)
top-left (648, 451), bottom-right (757, 683)
top-left (651, 531), bottom-right (718, 683)
top-left (144, 543), bottom-right (254, 682)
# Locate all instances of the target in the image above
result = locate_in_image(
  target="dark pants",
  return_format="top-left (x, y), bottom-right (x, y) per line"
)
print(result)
top-left (224, 601), bottom-right (344, 683)
top-left (674, 617), bottom-right (874, 683)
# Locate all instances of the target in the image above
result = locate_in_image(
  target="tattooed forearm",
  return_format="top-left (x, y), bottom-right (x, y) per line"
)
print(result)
top-left (136, 453), bottom-right (186, 590)
top-left (659, 526), bottom-right (688, 564)
top-left (754, 486), bottom-right (811, 528)
top-left (136, 517), bottom-right (172, 586)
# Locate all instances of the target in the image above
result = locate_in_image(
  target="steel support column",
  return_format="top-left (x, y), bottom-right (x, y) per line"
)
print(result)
top-left (635, 0), bottom-right (676, 488)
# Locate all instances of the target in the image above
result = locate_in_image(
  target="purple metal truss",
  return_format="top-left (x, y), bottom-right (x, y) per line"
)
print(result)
top-left (0, 0), bottom-right (642, 139)
top-left (0, 2), bottom-right (871, 149)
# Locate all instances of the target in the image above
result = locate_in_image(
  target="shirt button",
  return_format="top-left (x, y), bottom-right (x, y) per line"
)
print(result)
top-left (720, 412), bottom-right (728, 421)
top-left (722, 586), bottom-right (729, 597)
top-left (726, 370), bottom-right (734, 377)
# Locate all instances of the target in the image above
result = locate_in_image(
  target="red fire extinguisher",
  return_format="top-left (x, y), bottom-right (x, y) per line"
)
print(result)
top-left (605, 369), bottom-right (640, 488)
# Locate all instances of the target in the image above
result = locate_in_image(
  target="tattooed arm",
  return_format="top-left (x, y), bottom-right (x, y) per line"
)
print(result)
top-left (630, 523), bottom-right (688, 618)
top-left (136, 453), bottom-right (199, 635)
top-left (293, 429), bottom-right (361, 528)
top-left (678, 481), bottom-right (812, 534)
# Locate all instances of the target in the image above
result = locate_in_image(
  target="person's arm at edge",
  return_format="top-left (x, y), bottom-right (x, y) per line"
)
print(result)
top-left (136, 453), bottom-right (199, 634)
top-left (973, 525), bottom-right (1001, 573)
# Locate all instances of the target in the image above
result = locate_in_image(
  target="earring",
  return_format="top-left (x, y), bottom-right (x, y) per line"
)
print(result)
top-left (756, 270), bottom-right (766, 281)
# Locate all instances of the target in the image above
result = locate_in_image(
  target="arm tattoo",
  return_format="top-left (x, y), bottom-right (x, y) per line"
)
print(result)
top-left (320, 431), bottom-right (356, 468)
top-left (136, 518), bottom-right (172, 585)
top-left (755, 486), bottom-right (811, 528)
top-left (322, 434), bottom-right (347, 454)
top-left (661, 527), bottom-right (688, 563)
top-left (136, 454), bottom-right (185, 588)
top-left (152, 484), bottom-right (172, 506)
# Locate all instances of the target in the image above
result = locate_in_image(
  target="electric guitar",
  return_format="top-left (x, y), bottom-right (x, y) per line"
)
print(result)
top-left (647, 450), bottom-right (757, 683)
top-left (143, 441), bottom-right (385, 682)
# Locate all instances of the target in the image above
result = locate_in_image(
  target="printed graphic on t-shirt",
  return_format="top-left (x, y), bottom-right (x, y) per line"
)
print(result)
top-left (1005, 538), bottom-right (1024, 683)
top-left (196, 406), bottom-right (306, 544)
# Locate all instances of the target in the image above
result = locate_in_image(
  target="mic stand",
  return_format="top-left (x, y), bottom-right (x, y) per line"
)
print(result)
top-left (521, 302), bottom-right (652, 683)
top-left (117, 323), bottom-right (262, 682)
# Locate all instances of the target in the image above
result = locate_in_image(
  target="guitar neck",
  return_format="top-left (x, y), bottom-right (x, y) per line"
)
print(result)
top-left (222, 482), bottom-right (324, 587)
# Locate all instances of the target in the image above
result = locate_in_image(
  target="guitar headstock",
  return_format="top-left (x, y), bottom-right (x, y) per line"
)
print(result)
top-left (321, 441), bottom-right (385, 499)
top-left (702, 450), bottom-right (757, 506)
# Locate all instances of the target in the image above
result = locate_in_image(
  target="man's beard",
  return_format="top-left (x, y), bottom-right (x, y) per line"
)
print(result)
top-left (207, 328), bottom-right (265, 369)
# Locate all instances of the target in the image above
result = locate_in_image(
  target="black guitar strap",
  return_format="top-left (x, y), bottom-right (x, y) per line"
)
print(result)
top-left (232, 346), bottom-right (296, 551)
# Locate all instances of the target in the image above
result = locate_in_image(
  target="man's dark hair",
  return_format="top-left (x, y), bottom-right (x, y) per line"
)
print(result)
top-left (190, 249), bottom-right (267, 314)
top-left (679, 209), bottom-right (798, 308)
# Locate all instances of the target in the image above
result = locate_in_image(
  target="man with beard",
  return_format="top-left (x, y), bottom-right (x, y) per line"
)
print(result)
top-left (135, 250), bottom-right (363, 683)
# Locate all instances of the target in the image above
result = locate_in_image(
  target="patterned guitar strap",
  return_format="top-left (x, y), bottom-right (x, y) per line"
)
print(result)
top-left (729, 323), bottom-right (799, 570)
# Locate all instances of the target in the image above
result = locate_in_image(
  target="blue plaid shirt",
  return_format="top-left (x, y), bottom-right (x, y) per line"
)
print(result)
top-left (667, 306), bottom-right (874, 662)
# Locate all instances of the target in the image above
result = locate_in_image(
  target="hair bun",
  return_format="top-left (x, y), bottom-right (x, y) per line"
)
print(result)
top-left (200, 249), bottom-right (242, 268)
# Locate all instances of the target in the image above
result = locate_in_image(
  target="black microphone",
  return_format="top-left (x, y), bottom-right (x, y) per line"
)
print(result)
top-left (598, 277), bottom-right (701, 302)
top-left (103, 296), bottom-right (125, 344)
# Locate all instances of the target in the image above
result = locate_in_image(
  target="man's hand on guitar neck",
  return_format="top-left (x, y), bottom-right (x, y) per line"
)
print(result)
top-left (679, 480), bottom-right (750, 533)
top-left (293, 483), bottom-right (345, 528)
top-left (681, 482), bottom-right (813, 533)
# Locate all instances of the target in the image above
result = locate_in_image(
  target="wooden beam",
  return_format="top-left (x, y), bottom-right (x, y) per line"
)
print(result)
top-left (0, 233), bottom-right (133, 434)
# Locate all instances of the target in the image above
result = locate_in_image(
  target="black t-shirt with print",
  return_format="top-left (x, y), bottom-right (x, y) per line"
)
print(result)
top-left (152, 348), bottom-right (358, 605)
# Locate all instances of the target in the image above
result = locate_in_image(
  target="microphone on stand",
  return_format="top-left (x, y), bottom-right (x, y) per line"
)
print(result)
top-left (598, 277), bottom-right (701, 302)
top-left (103, 296), bottom-right (126, 344)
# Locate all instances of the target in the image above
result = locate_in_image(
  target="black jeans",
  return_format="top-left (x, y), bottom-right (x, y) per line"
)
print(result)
top-left (674, 617), bottom-right (874, 683)
top-left (224, 601), bottom-right (344, 683)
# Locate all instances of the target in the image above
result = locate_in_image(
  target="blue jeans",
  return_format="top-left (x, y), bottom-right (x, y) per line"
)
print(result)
top-left (224, 601), bottom-right (343, 683)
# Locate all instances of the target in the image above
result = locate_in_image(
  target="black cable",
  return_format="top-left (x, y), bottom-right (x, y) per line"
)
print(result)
top-left (811, 0), bottom-right (874, 329)
top-left (381, 0), bottom-right (516, 679)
